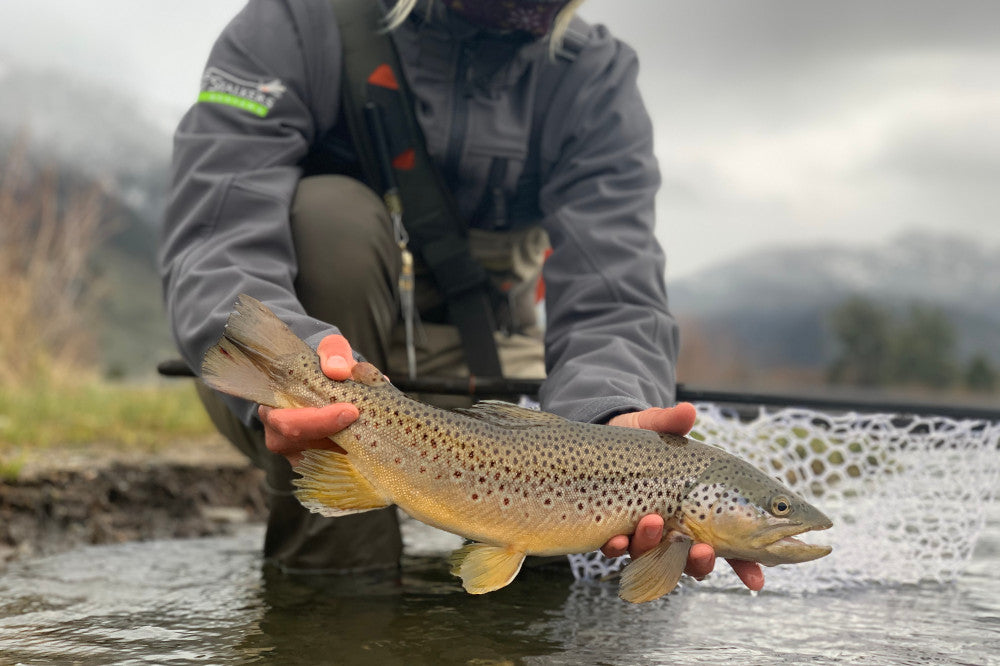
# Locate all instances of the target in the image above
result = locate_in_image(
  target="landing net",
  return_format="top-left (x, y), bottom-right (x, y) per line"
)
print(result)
top-left (566, 404), bottom-right (1000, 593)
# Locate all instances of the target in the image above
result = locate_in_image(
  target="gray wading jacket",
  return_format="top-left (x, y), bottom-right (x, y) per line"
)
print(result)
top-left (159, 0), bottom-right (679, 425)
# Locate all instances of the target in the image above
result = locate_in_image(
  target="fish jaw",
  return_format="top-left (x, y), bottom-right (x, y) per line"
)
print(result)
top-left (682, 509), bottom-right (832, 566)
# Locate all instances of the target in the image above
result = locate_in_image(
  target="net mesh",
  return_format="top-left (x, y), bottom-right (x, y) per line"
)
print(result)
top-left (567, 404), bottom-right (1000, 593)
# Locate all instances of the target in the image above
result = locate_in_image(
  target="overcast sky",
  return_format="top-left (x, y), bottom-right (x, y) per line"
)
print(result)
top-left (1, 0), bottom-right (997, 278)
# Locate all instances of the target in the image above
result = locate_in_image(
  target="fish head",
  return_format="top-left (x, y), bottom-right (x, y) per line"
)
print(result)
top-left (676, 456), bottom-right (832, 567)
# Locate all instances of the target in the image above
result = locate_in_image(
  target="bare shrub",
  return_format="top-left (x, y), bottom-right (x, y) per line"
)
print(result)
top-left (0, 139), bottom-right (111, 387)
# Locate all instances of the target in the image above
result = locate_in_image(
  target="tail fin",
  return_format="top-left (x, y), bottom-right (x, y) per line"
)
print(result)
top-left (200, 294), bottom-right (312, 408)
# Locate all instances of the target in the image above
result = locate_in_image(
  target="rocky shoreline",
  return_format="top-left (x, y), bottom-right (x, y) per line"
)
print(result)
top-left (0, 438), bottom-right (267, 567)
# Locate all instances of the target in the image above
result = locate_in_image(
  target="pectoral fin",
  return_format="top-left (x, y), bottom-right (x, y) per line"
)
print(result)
top-left (449, 543), bottom-right (526, 594)
top-left (618, 536), bottom-right (692, 603)
top-left (292, 449), bottom-right (392, 517)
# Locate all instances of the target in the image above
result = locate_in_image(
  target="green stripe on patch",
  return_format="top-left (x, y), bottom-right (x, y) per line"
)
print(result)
top-left (197, 91), bottom-right (270, 118)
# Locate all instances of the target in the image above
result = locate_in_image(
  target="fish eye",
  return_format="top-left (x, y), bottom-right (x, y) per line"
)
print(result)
top-left (771, 496), bottom-right (791, 516)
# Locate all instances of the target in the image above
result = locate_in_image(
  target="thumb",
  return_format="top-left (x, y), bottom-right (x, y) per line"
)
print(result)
top-left (609, 402), bottom-right (697, 435)
top-left (318, 334), bottom-right (356, 381)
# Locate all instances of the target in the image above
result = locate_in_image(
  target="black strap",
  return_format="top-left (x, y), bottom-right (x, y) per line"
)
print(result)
top-left (330, 0), bottom-right (503, 378)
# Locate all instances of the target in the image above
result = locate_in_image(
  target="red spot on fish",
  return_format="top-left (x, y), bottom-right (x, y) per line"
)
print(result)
top-left (454, 471), bottom-right (462, 478)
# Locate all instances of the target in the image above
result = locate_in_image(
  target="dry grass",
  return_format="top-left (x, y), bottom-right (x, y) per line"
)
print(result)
top-left (0, 138), bottom-right (111, 388)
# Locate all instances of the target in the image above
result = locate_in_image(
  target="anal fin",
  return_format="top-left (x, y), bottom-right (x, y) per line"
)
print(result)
top-left (618, 535), bottom-right (692, 603)
top-left (449, 543), bottom-right (526, 594)
top-left (292, 449), bottom-right (392, 517)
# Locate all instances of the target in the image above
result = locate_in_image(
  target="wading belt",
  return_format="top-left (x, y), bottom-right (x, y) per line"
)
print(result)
top-left (330, 0), bottom-right (503, 380)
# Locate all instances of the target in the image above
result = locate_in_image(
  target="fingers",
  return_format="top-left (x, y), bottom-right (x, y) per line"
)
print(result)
top-left (260, 403), bottom-right (358, 441)
top-left (318, 334), bottom-right (356, 381)
top-left (727, 559), bottom-right (765, 591)
top-left (607, 402), bottom-right (697, 436)
top-left (258, 403), bottom-right (358, 463)
top-left (639, 402), bottom-right (697, 435)
top-left (628, 514), bottom-right (664, 559)
top-left (600, 535), bottom-right (630, 558)
top-left (599, 514), bottom-right (663, 559)
top-left (685, 542), bottom-right (716, 580)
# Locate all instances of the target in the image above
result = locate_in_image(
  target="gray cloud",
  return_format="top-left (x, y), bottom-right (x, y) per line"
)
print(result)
top-left (581, 0), bottom-right (1000, 276)
top-left (2, 0), bottom-right (997, 278)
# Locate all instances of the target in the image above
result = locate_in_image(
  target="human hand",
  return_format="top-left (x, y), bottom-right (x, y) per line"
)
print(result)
top-left (600, 403), bottom-right (765, 591)
top-left (258, 334), bottom-right (360, 465)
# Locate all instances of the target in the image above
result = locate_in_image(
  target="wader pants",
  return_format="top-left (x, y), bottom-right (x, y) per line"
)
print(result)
top-left (197, 175), bottom-right (546, 573)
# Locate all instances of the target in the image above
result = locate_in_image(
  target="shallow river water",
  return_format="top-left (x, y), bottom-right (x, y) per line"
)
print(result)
top-left (0, 500), bottom-right (997, 666)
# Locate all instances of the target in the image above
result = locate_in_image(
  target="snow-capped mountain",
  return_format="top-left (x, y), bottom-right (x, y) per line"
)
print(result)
top-left (670, 232), bottom-right (1000, 369)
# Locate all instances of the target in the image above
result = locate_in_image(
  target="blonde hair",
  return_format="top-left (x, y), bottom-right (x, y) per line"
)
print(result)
top-left (382, 0), bottom-right (586, 58)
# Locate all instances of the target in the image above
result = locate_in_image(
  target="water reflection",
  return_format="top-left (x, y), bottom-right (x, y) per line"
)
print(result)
top-left (240, 559), bottom-right (580, 664)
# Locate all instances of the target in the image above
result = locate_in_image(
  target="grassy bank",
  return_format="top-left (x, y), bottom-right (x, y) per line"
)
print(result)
top-left (0, 381), bottom-right (218, 479)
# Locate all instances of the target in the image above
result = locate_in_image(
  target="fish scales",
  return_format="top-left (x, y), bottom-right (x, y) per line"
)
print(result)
top-left (341, 393), bottom-right (730, 555)
top-left (202, 295), bottom-right (833, 602)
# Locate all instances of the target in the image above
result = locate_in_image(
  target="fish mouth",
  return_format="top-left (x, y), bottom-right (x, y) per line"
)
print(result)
top-left (755, 520), bottom-right (833, 565)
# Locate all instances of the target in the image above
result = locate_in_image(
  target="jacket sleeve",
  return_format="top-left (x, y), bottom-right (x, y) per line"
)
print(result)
top-left (537, 25), bottom-right (680, 424)
top-left (158, 0), bottom-right (342, 424)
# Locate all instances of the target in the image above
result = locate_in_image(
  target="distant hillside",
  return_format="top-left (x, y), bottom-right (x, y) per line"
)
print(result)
top-left (670, 232), bottom-right (1000, 386)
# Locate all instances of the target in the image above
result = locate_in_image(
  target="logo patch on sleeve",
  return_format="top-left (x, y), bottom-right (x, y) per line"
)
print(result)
top-left (197, 67), bottom-right (287, 118)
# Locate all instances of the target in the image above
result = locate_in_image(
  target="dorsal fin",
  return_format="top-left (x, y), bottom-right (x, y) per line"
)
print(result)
top-left (454, 401), bottom-right (567, 429)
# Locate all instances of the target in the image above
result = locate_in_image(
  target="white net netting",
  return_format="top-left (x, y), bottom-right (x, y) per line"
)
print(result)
top-left (567, 404), bottom-right (1000, 593)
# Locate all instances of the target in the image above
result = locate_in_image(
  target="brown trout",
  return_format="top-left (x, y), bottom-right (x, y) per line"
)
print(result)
top-left (202, 295), bottom-right (832, 602)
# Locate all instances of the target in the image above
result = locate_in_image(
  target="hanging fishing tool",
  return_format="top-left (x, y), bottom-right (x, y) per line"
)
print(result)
top-left (364, 101), bottom-right (417, 380)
